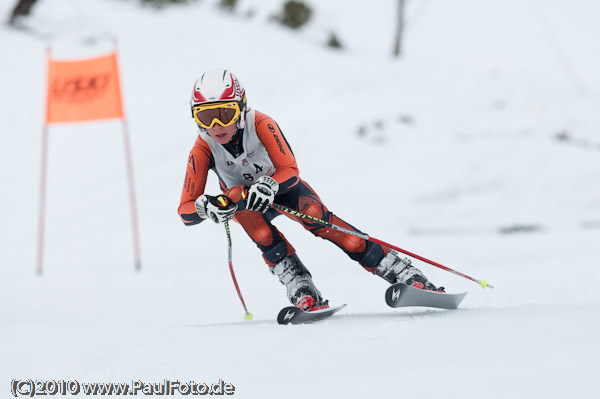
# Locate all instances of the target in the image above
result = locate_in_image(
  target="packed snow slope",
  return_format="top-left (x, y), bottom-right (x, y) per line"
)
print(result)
top-left (1, 0), bottom-right (599, 398)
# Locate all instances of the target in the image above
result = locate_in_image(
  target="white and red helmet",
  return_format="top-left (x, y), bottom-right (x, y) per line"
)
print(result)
top-left (190, 69), bottom-right (247, 128)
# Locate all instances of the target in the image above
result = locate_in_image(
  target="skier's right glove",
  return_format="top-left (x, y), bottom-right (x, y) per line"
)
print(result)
top-left (243, 176), bottom-right (279, 214)
top-left (195, 194), bottom-right (237, 224)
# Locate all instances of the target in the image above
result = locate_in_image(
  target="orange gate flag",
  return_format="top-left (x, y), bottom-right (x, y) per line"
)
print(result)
top-left (46, 52), bottom-right (124, 123)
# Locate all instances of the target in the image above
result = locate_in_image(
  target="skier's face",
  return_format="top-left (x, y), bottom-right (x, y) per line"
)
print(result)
top-left (207, 123), bottom-right (237, 145)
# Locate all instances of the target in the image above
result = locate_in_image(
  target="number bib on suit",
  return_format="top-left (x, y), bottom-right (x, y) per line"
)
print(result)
top-left (199, 110), bottom-right (275, 188)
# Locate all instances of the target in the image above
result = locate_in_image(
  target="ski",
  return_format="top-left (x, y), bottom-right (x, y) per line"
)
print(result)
top-left (277, 304), bottom-right (347, 325)
top-left (385, 283), bottom-right (467, 310)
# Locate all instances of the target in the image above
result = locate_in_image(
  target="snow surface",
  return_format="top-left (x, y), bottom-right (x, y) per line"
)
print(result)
top-left (1, 0), bottom-right (599, 397)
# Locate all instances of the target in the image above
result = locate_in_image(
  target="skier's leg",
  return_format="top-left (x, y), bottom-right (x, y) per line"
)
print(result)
top-left (233, 209), bottom-right (327, 309)
top-left (233, 209), bottom-right (294, 266)
top-left (275, 179), bottom-right (386, 268)
top-left (276, 180), bottom-right (443, 291)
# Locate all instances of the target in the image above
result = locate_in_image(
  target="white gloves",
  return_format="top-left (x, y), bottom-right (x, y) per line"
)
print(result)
top-left (195, 194), bottom-right (237, 224)
top-left (244, 176), bottom-right (279, 213)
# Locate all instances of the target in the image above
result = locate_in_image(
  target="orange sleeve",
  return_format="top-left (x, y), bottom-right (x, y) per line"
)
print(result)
top-left (178, 137), bottom-right (212, 225)
top-left (254, 111), bottom-right (300, 193)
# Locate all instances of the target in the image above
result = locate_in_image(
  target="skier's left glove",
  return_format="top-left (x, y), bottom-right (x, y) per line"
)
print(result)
top-left (195, 194), bottom-right (237, 224)
top-left (243, 176), bottom-right (279, 213)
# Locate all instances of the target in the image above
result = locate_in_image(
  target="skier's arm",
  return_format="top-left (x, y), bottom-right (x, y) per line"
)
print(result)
top-left (254, 112), bottom-right (299, 194)
top-left (178, 138), bottom-right (212, 225)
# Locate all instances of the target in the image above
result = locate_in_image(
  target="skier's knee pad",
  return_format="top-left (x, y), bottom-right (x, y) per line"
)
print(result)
top-left (236, 210), bottom-right (275, 246)
top-left (247, 224), bottom-right (275, 247)
top-left (298, 195), bottom-right (327, 221)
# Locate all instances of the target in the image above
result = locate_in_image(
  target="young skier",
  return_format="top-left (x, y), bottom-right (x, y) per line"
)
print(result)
top-left (178, 69), bottom-right (444, 311)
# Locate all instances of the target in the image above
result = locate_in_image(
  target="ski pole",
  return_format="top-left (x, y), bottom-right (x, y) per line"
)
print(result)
top-left (272, 204), bottom-right (493, 289)
top-left (224, 221), bottom-right (254, 320)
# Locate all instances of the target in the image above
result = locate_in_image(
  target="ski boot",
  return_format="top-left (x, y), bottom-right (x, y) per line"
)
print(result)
top-left (271, 253), bottom-right (329, 311)
top-left (375, 251), bottom-right (445, 292)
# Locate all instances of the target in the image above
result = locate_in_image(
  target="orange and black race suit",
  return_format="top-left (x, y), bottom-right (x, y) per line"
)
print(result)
top-left (178, 111), bottom-right (389, 270)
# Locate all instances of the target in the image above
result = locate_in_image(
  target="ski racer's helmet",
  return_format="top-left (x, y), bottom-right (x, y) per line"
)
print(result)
top-left (190, 69), bottom-right (248, 129)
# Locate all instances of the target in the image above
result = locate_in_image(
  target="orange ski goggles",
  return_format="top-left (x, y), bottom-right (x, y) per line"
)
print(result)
top-left (192, 101), bottom-right (241, 129)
